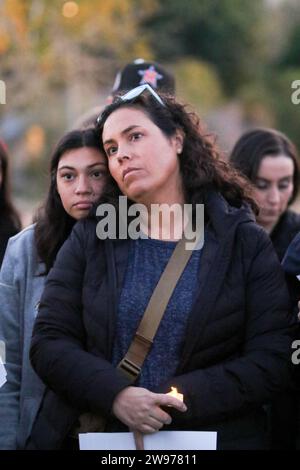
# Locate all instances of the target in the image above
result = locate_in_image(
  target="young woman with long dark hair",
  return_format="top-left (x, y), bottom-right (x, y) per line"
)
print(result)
top-left (0, 128), bottom-right (108, 449)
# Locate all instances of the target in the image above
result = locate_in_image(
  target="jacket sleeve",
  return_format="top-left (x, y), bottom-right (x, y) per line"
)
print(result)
top-left (0, 239), bottom-right (22, 449)
top-left (280, 233), bottom-right (300, 313)
top-left (282, 231), bottom-right (300, 275)
top-left (30, 220), bottom-right (132, 417)
top-left (158, 227), bottom-right (295, 425)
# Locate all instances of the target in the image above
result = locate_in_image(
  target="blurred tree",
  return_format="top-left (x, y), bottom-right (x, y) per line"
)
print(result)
top-left (224, 0), bottom-right (300, 152)
top-left (238, 65), bottom-right (300, 152)
top-left (0, 0), bottom-right (156, 112)
top-left (280, 27), bottom-right (300, 68)
top-left (278, 18), bottom-right (300, 69)
top-left (274, 0), bottom-right (300, 68)
top-left (173, 58), bottom-right (225, 114)
top-left (0, 0), bottom-right (158, 203)
top-left (267, 68), bottom-right (300, 151)
top-left (143, 0), bottom-right (267, 95)
top-left (237, 80), bottom-right (274, 128)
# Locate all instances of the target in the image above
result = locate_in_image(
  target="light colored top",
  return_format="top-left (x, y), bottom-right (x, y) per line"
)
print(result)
top-left (0, 225), bottom-right (46, 449)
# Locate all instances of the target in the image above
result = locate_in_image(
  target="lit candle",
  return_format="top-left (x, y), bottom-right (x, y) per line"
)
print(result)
top-left (167, 387), bottom-right (184, 402)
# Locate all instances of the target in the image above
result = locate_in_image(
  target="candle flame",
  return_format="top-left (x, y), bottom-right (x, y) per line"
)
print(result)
top-left (167, 387), bottom-right (183, 401)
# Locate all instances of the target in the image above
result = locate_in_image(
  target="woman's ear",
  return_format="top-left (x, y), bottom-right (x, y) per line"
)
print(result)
top-left (175, 129), bottom-right (185, 154)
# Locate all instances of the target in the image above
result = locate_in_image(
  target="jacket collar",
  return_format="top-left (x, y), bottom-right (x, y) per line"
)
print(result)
top-left (202, 190), bottom-right (255, 239)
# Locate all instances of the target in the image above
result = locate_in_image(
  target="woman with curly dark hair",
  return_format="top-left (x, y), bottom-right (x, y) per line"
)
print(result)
top-left (28, 86), bottom-right (293, 450)
top-left (0, 139), bottom-right (21, 265)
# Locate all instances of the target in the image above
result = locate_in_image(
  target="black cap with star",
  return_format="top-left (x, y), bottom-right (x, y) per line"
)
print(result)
top-left (111, 58), bottom-right (175, 95)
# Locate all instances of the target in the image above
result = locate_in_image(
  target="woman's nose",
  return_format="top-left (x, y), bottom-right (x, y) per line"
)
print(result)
top-left (267, 186), bottom-right (281, 204)
top-left (75, 175), bottom-right (91, 194)
top-left (117, 143), bottom-right (131, 163)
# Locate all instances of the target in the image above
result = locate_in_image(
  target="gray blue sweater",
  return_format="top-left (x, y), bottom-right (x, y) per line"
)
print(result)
top-left (112, 237), bottom-right (201, 390)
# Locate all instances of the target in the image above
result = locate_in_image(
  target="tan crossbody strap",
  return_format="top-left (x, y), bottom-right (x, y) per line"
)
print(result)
top-left (117, 235), bottom-right (194, 382)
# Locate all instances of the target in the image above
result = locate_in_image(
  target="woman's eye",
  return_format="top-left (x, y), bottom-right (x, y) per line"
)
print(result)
top-left (130, 132), bottom-right (142, 141)
top-left (255, 179), bottom-right (293, 191)
top-left (91, 170), bottom-right (106, 179)
top-left (62, 173), bottom-right (75, 181)
top-left (278, 181), bottom-right (292, 190)
top-left (106, 146), bottom-right (117, 157)
top-left (255, 181), bottom-right (269, 190)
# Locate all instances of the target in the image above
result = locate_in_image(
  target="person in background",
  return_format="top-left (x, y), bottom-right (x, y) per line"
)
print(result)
top-left (0, 128), bottom-right (108, 449)
top-left (229, 128), bottom-right (300, 262)
top-left (280, 233), bottom-right (300, 450)
top-left (28, 87), bottom-right (292, 450)
top-left (230, 128), bottom-right (300, 449)
top-left (74, 58), bottom-right (176, 129)
top-left (0, 139), bottom-right (21, 266)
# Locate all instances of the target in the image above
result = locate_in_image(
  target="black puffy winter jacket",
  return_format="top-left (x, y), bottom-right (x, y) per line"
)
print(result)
top-left (28, 191), bottom-right (294, 450)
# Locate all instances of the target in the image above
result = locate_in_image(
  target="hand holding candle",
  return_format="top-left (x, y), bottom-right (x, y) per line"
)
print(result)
top-left (160, 387), bottom-right (186, 420)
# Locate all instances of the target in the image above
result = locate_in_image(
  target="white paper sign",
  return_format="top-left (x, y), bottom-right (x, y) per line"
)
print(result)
top-left (79, 431), bottom-right (217, 450)
top-left (0, 357), bottom-right (7, 389)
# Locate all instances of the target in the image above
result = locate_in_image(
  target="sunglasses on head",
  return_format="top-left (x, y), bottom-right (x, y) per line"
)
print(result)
top-left (119, 83), bottom-right (165, 106)
top-left (96, 84), bottom-right (165, 125)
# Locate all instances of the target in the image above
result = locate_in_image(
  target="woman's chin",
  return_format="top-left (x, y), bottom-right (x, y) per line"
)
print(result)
top-left (258, 214), bottom-right (281, 230)
top-left (123, 185), bottom-right (147, 203)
